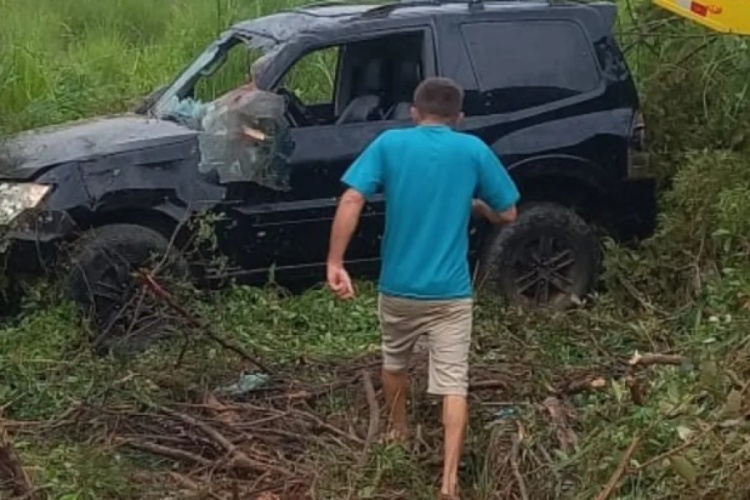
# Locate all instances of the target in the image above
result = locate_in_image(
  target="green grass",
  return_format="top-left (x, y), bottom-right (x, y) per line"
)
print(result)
top-left (2, 0), bottom-right (750, 498)
top-left (0, 0), bottom-right (315, 133)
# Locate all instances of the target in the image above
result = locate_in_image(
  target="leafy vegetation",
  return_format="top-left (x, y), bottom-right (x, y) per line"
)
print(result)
top-left (2, 0), bottom-right (750, 499)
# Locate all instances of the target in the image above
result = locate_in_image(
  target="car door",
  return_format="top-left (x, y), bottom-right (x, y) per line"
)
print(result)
top-left (232, 26), bottom-right (437, 282)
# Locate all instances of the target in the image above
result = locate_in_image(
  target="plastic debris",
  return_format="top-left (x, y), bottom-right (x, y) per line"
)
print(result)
top-left (161, 96), bottom-right (210, 130)
top-left (216, 372), bottom-right (270, 396)
top-left (492, 406), bottom-right (521, 421)
top-left (198, 87), bottom-right (293, 190)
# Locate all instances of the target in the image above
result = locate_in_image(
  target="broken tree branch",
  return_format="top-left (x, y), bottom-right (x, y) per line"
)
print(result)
top-left (0, 429), bottom-right (34, 498)
top-left (510, 423), bottom-right (529, 500)
top-left (116, 437), bottom-right (212, 466)
top-left (542, 397), bottom-right (578, 452)
top-left (594, 436), bottom-right (642, 500)
top-left (560, 376), bottom-right (608, 396)
top-left (357, 369), bottom-right (380, 468)
top-left (629, 353), bottom-right (689, 367)
top-left (634, 426), bottom-right (715, 472)
top-left (139, 272), bottom-right (271, 373)
top-left (469, 379), bottom-right (510, 391)
top-left (149, 402), bottom-right (292, 477)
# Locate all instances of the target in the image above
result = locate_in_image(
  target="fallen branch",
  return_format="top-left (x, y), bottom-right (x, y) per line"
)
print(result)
top-left (116, 437), bottom-right (212, 466)
top-left (510, 423), bottom-right (529, 500)
top-left (629, 353), bottom-right (689, 367)
top-left (594, 436), bottom-right (642, 500)
top-left (626, 375), bottom-right (646, 406)
top-left (357, 369), bottom-right (380, 468)
top-left (548, 352), bottom-right (691, 400)
top-left (0, 429), bottom-right (34, 498)
top-left (139, 272), bottom-right (271, 374)
top-left (634, 426), bottom-right (714, 472)
top-left (151, 402), bottom-right (292, 477)
top-left (469, 379), bottom-right (510, 391)
top-left (289, 408), bottom-right (365, 446)
top-left (559, 376), bottom-right (607, 396)
top-left (346, 370), bottom-right (381, 500)
top-left (542, 397), bottom-right (578, 452)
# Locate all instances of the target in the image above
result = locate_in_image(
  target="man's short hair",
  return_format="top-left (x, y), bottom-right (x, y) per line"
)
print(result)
top-left (413, 77), bottom-right (464, 119)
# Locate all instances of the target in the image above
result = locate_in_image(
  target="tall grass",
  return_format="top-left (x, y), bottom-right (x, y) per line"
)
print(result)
top-left (0, 0), bottom-right (309, 133)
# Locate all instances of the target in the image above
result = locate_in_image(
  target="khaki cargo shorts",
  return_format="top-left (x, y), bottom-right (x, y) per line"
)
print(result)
top-left (378, 293), bottom-right (472, 397)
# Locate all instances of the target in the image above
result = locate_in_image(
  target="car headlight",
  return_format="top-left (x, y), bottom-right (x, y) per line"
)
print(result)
top-left (0, 183), bottom-right (53, 226)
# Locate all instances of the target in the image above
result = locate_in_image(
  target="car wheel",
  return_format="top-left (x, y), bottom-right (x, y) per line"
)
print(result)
top-left (65, 223), bottom-right (190, 355)
top-left (476, 202), bottom-right (601, 310)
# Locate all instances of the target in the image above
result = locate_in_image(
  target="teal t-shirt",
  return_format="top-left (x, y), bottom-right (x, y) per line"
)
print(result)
top-left (341, 125), bottom-right (520, 300)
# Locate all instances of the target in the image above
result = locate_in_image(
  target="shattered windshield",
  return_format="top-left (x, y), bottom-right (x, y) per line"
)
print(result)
top-left (154, 33), bottom-right (293, 192)
top-left (153, 33), bottom-right (281, 121)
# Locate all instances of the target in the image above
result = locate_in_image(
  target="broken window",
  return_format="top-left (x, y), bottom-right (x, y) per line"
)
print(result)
top-left (283, 47), bottom-right (339, 105)
top-left (194, 44), bottom-right (264, 103)
top-left (155, 35), bottom-right (294, 190)
top-left (158, 35), bottom-right (279, 130)
top-left (274, 31), bottom-right (425, 128)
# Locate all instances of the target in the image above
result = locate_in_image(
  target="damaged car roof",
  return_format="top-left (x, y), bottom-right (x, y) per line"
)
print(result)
top-left (230, 1), bottom-right (553, 41)
top-left (231, 5), bottom-right (375, 41)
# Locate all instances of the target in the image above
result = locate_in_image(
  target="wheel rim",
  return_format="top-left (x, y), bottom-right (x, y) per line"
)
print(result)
top-left (511, 234), bottom-right (576, 307)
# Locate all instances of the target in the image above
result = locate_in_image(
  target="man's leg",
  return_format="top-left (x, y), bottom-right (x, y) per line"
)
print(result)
top-left (441, 394), bottom-right (468, 496)
top-left (426, 299), bottom-right (473, 498)
top-left (379, 294), bottom-right (423, 442)
top-left (382, 368), bottom-right (410, 440)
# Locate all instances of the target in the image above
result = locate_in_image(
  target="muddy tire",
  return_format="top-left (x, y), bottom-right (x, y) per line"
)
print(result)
top-left (66, 223), bottom-right (189, 355)
top-left (476, 202), bottom-right (601, 311)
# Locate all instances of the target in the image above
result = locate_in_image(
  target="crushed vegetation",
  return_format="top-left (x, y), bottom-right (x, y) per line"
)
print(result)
top-left (3, 0), bottom-right (750, 499)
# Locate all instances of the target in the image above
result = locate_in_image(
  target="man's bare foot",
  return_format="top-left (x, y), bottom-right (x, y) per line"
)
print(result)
top-left (383, 426), bottom-right (410, 445)
top-left (438, 492), bottom-right (460, 500)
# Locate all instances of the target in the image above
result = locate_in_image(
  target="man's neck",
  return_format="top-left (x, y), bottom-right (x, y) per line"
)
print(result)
top-left (417, 120), bottom-right (452, 127)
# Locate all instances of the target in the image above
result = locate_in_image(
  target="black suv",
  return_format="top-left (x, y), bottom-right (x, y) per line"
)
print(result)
top-left (1, 0), bottom-right (654, 348)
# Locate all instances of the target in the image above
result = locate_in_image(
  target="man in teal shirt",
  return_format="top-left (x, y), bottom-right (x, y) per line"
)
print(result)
top-left (327, 77), bottom-right (519, 499)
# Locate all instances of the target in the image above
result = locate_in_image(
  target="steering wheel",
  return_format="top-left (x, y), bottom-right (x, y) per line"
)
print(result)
top-left (277, 87), bottom-right (310, 127)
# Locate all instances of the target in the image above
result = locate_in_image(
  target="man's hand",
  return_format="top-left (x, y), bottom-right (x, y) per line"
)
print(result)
top-left (472, 199), bottom-right (517, 225)
top-left (472, 199), bottom-right (491, 219)
top-left (327, 188), bottom-right (365, 300)
top-left (327, 261), bottom-right (355, 300)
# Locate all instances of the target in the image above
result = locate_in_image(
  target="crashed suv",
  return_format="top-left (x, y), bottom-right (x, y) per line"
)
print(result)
top-left (0, 0), bottom-right (655, 351)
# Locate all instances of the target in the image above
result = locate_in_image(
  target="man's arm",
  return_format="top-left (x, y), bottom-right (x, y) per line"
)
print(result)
top-left (327, 188), bottom-right (366, 266)
top-left (474, 146), bottom-right (520, 224)
top-left (327, 135), bottom-right (385, 264)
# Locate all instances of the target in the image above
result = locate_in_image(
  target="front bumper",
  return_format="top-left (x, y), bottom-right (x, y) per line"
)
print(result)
top-left (3, 210), bottom-right (77, 274)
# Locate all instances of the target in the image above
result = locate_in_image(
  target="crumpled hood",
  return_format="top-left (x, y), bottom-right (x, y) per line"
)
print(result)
top-left (1, 114), bottom-right (199, 180)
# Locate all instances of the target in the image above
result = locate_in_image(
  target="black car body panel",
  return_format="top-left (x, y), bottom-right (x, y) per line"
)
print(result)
top-left (0, 0), bottom-right (656, 290)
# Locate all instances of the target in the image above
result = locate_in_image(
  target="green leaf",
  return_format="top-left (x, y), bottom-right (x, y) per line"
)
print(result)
top-left (669, 455), bottom-right (698, 484)
top-left (676, 425), bottom-right (694, 442)
top-left (723, 389), bottom-right (744, 417)
top-left (698, 360), bottom-right (720, 392)
top-left (611, 380), bottom-right (624, 403)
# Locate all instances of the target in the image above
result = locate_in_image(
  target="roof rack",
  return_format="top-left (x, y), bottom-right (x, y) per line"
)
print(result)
top-left (360, 0), bottom-right (542, 18)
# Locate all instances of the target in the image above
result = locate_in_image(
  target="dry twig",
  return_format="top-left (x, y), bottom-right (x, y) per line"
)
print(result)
top-left (0, 429), bottom-right (34, 498)
top-left (594, 436), bottom-right (642, 500)
top-left (358, 369), bottom-right (380, 467)
top-left (510, 422), bottom-right (529, 500)
top-left (139, 272), bottom-right (271, 373)
top-left (629, 352), bottom-right (689, 367)
top-left (635, 425), bottom-right (715, 471)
